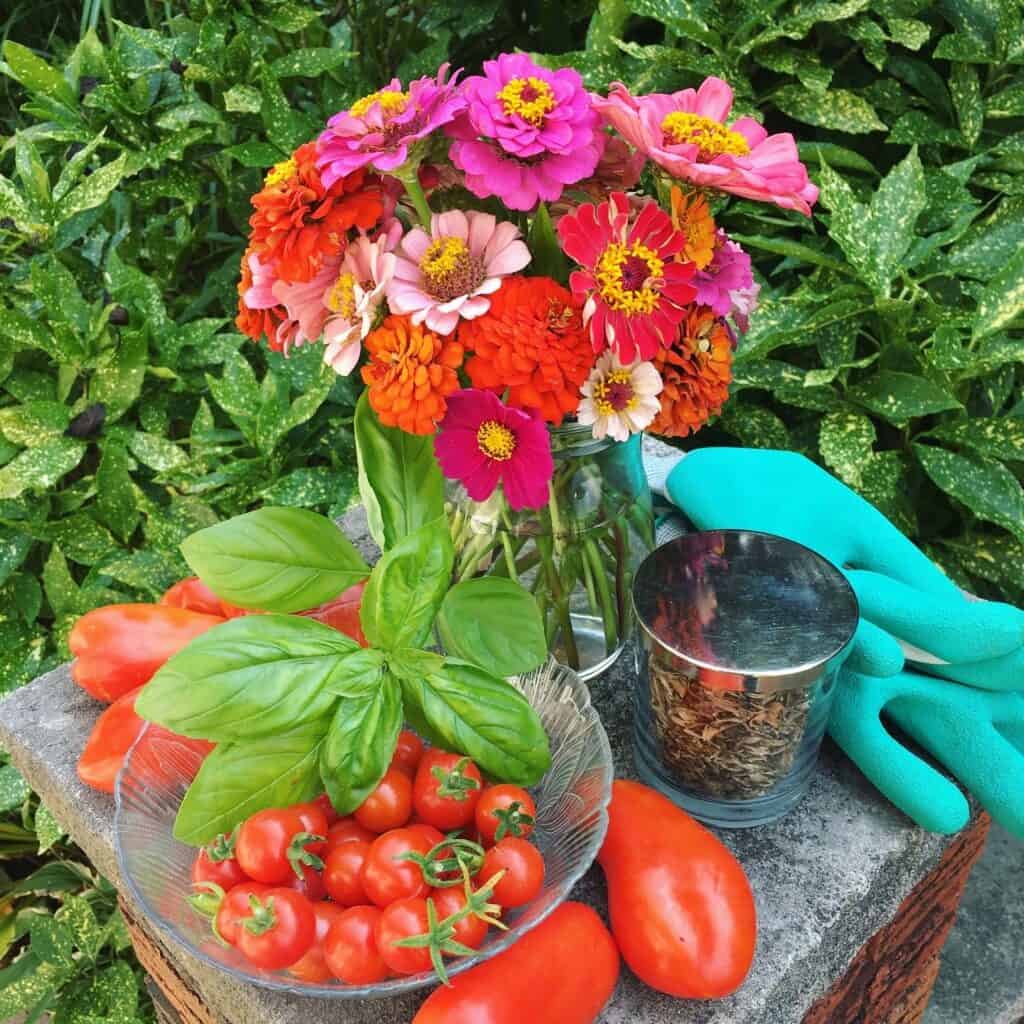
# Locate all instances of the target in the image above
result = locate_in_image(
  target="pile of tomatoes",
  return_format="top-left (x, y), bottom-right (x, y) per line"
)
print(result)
top-left (189, 730), bottom-right (545, 985)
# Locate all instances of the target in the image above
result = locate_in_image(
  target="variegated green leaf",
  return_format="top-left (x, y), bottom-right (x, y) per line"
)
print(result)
top-left (949, 63), bottom-right (984, 146)
top-left (773, 85), bottom-right (887, 134)
top-left (928, 418), bottom-right (1024, 462)
top-left (849, 371), bottom-right (961, 425)
top-left (0, 438), bottom-right (85, 499)
top-left (35, 801), bottom-right (65, 853)
top-left (972, 247), bottom-right (1024, 340)
top-left (819, 411), bottom-right (877, 487)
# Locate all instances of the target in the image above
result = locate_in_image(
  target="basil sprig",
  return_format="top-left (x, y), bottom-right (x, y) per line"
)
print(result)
top-left (139, 449), bottom-right (551, 844)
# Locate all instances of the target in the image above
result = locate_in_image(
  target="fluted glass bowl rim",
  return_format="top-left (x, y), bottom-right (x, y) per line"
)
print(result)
top-left (113, 659), bottom-right (613, 999)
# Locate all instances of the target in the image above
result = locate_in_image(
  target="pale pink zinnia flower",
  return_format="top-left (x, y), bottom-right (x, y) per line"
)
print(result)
top-left (593, 77), bottom-right (819, 216)
top-left (386, 210), bottom-right (530, 336)
top-left (243, 251), bottom-right (299, 352)
top-left (577, 351), bottom-right (663, 442)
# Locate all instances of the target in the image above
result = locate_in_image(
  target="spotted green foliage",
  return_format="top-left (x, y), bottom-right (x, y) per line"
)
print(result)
top-left (819, 412), bottom-right (877, 487)
top-left (972, 248), bottom-right (1024, 340)
top-left (773, 86), bottom-right (888, 133)
top-left (849, 371), bottom-right (962, 425)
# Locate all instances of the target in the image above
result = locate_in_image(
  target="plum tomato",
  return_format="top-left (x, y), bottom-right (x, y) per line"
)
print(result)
top-left (325, 818), bottom-right (377, 853)
top-left (475, 784), bottom-right (537, 846)
top-left (236, 888), bottom-right (316, 970)
top-left (375, 897), bottom-right (432, 975)
top-left (323, 840), bottom-right (371, 906)
top-left (412, 751), bottom-right (483, 831)
top-left (390, 730), bottom-right (425, 776)
top-left (324, 906), bottom-right (388, 985)
top-left (312, 792), bottom-right (340, 826)
top-left (479, 838), bottom-right (545, 908)
top-left (431, 887), bottom-right (489, 951)
top-left (289, 902), bottom-right (346, 983)
top-left (281, 862), bottom-right (327, 902)
top-left (361, 828), bottom-right (433, 907)
top-left (191, 832), bottom-right (247, 891)
top-left (354, 767), bottom-right (413, 833)
top-left (214, 882), bottom-right (271, 946)
top-left (237, 808), bottom-right (321, 885)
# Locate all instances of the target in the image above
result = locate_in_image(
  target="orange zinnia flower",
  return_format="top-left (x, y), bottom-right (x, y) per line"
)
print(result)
top-left (248, 142), bottom-right (384, 285)
top-left (671, 186), bottom-right (717, 271)
top-left (361, 315), bottom-right (463, 435)
top-left (460, 276), bottom-right (593, 425)
top-left (649, 306), bottom-right (732, 438)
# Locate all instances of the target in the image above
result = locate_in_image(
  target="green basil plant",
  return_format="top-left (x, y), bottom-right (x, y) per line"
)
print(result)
top-left (137, 394), bottom-right (550, 845)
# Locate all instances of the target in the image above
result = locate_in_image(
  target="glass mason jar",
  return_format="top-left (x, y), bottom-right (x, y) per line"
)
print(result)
top-left (446, 425), bottom-right (655, 681)
top-left (632, 530), bottom-right (858, 828)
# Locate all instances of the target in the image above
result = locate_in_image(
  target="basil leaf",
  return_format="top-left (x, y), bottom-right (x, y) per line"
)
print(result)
top-left (354, 391), bottom-right (444, 551)
top-left (322, 647), bottom-right (386, 697)
top-left (180, 507), bottom-right (369, 612)
top-left (398, 658), bottom-right (551, 785)
top-left (436, 578), bottom-right (547, 677)
top-left (173, 717), bottom-right (328, 845)
top-left (320, 669), bottom-right (402, 815)
top-left (360, 517), bottom-right (453, 650)
top-left (137, 615), bottom-right (359, 741)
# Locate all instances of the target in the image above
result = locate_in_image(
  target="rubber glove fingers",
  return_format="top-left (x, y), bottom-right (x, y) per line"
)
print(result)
top-left (847, 570), bottom-right (1024, 664)
top-left (918, 645), bottom-right (1024, 692)
top-left (829, 671), bottom-right (971, 833)
top-left (845, 619), bottom-right (906, 677)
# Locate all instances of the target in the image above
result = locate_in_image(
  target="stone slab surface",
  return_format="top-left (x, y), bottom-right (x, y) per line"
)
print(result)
top-left (0, 504), bottom-right (965, 1024)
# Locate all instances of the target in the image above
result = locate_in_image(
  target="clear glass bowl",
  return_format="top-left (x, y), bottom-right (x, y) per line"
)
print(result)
top-left (114, 659), bottom-right (612, 999)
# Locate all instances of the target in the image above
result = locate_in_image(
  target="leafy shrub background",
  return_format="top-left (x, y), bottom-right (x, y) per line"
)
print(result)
top-left (0, 0), bottom-right (1021, 1016)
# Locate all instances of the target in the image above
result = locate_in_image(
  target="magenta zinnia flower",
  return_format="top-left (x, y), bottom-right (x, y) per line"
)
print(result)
top-left (557, 192), bottom-right (698, 363)
top-left (694, 231), bottom-right (758, 328)
top-left (316, 65), bottom-right (465, 187)
top-left (593, 77), bottom-right (819, 216)
top-left (434, 389), bottom-right (554, 510)
top-left (448, 53), bottom-right (604, 211)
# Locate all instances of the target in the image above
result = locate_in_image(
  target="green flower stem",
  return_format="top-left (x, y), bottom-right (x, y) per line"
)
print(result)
top-left (580, 540), bottom-right (600, 615)
top-left (584, 537), bottom-right (618, 654)
top-left (396, 168), bottom-right (433, 228)
top-left (612, 519), bottom-right (629, 632)
top-left (536, 533), bottom-right (579, 669)
top-left (501, 531), bottom-right (520, 584)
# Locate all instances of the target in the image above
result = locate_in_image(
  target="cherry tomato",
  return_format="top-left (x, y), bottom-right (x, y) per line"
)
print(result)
top-left (313, 792), bottom-right (340, 826)
top-left (354, 768), bottom-right (413, 833)
top-left (475, 785), bottom-right (537, 846)
top-left (412, 751), bottom-right (483, 831)
top-left (323, 840), bottom-right (371, 906)
top-left (407, 823), bottom-right (445, 849)
top-left (361, 828), bottom-right (432, 907)
top-left (325, 818), bottom-right (377, 853)
top-left (291, 801), bottom-right (329, 855)
top-left (236, 808), bottom-right (310, 884)
top-left (289, 902), bottom-right (346, 983)
top-left (376, 897), bottom-right (432, 975)
top-left (431, 887), bottom-right (489, 951)
top-left (214, 882), bottom-right (271, 946)
top-left (281, 862), bottom-right (327, 902)
top-left (390, 730), bottom-right (425, 776)
top-left (191, 832), bottom-right (247, 891)
top-left (160, 577), bottom-right (225, 616)
top-left (236, 888), bottom-right (316, 970)
top-left (479, 838), bottom-right (545, 908)
top-left (324, 906), bottom-right (388, 984)
top-left (299, 579), bottom-right (368, 646)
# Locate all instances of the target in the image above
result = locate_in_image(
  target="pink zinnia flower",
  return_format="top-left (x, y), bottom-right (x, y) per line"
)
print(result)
top-left (694, 231), bottom-right (757, 323)
top-left (243, 251), bottom-right (299, 352)
top-left (557, 192), bottom-right (698, 363)
top-left (386, 210), bottom-right (530, 336)
top-left (448, 53), bottom-right (604, 211)
top-left (593, 77), bottom-right (819, 216)
top-left (316, 65), bottom-right (465, 187)
top-left (434, 389), bottom-right (554, 511)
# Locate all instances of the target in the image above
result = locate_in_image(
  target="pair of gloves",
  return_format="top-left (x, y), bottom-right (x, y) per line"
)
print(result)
top-left (656, 447), bottom-right (1024, 838)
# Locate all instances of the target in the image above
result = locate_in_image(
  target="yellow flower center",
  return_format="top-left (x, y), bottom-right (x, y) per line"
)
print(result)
top-left (419, 236), bottom-right (485, 302)
top-left (660, 112), bottom-right (750, 160)
top-left (497, 76), bottom-right (556, 126)
top-left (327, 271), bottom-right (357, 320)
top-left (350, 89), bottom-right (410, 119)
top-left (594, 368), bottom-right (637, 415)
top-left (595, 242), bottom-right (664, 315)
top-left (264, 158), bottom-right (296, 188)
top-left (477, 420), bottom-right (516, 461)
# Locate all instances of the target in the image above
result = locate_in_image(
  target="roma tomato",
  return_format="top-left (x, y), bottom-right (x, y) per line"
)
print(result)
top-left (431, 888), bottom-right (489, 951)
top-left (412, 752), bottom-right (483, 831)
top-left (475, 785), bottom-right (536, 846)
top-left (375, 897), bottom-right (432, 975)
top-left (312, 792), bottom-right (340, 825)
top-left (236, 888), bottom-right (316, 970)
top-left (325, 818), bottom-right (376, 853)
top-left (214, 882), bottom-right (271, 946)
top-left (289, 902), bottom-right (346, 983)
top-left (299, 579), bottom-right (368, 646)
top-left (324, 906), bottom-right (388, 985)
top-left (597, 780), bottom-right (757, 999)
top-left (478, 838), bottom-right (544, 908)
top-left (361, 828), bottom-right (432, 907)
top-left (412, 902), bottom-right (618, 1024)
top-left (237, 808), bottom-right (318, 885)
top-left (323, 840), bottom-right (371, 906)
top-left (354, 768), bottom-right (412, 833)
top-left (390, 730), bottom-right (425, 776)
top-left (159, 577), bottom-right (224, 616)
top-left (191, 832), bottom-right (247, 891)
top-left (69, 604), bottom-right (224, 702)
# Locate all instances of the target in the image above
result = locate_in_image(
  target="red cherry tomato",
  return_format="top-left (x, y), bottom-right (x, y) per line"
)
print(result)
top-left (299, 579), bottom-right (369, 645)
top-left (475, 785), bottom-right (537, 846)
top-left (376, 897), bottom-right (432, 975)
top-left (236, 808), bottom-right (312, 884)
top-left (325, 818), bottom-right (377, 853)
top-left (407, 823), bottom-right (445, 849)
top-left (313, 792), bottom-right (340, 826)
top-left (431, 887), bottom-right (489, 951)
top-left (281, 862), bottom-right (327, 902)
top-left (160, 577), bottom-right (225, 616)
top-left (214, 882), bottom-right (271, 946)
top-left (361, 828), bottom-right (432, 907)
top-left (323, 840), bottom-right (371, 906)
top-left (479, 838), bottom-right (545, 908)
top-left (354, 768), bottom-right (413, 833)
top-left (412, 751), bottom-right (483, 831)
top-left (191, 832), bottom-right (247, 891)
top-left (324, 906), bottom-right (388, 984)
top-left (236, 888), bottom-right (317, 970)
top-left (291, 801), bottom-right (329, 855)
top-left (289, 902), bottom-right (346, 983)
top-left (390, 730), bottom-right (425, 776)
